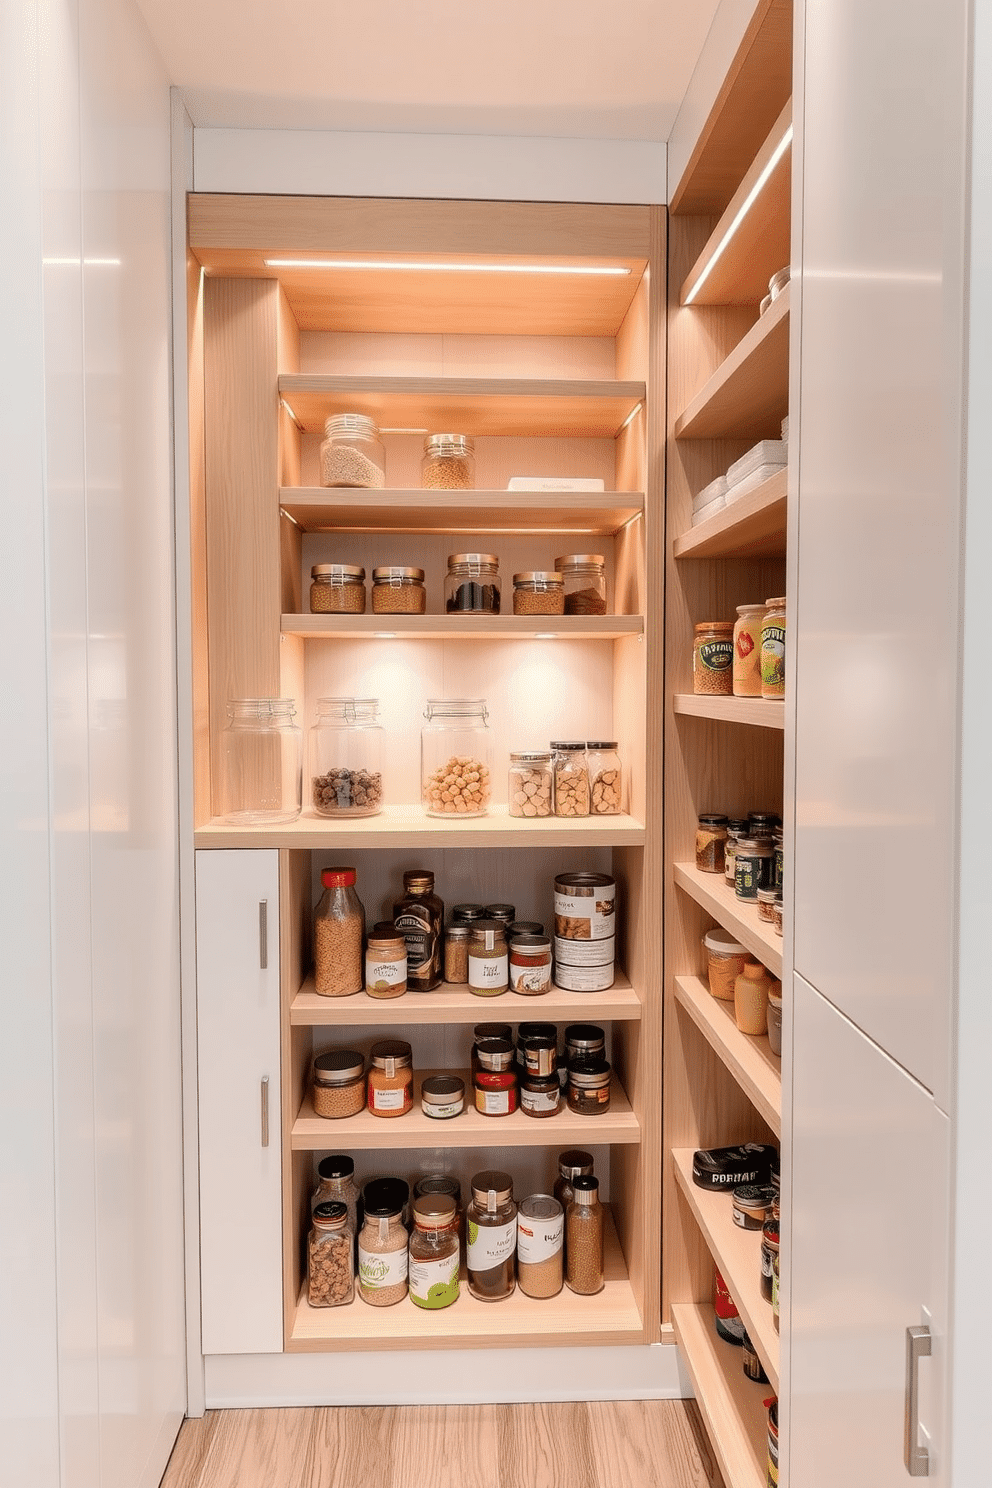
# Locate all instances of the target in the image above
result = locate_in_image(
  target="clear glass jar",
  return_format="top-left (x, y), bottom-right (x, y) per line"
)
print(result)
top-left (308, 697), bottom-right (383, 818)
top-left (473, 1038), bottom-right (518, 1116)
top-left (554, 1150), bottom-right (594, 1212)
top-left (512, 571), bottom-right (565, 617)
top-left (422, 434), bottom-right (475, 490)
top-left (308, 1202), bottom-right (355, 1307)
top-left (564, 1025), bottom-right (605, 1067)
top-left (467, 1170), bottom-right (516, 1301)
top-left (552, 741), bottom-right (590, 817)
top-left (468, 921), bottom-right (509, 997)
top-left (445, 553), bottom-right (501, 614)
top-left (508, 751), bottom-right (553, 818)
top-left (696, 813), bottom-right (729, 873)
top-left (566, 1176), bottom-right (604, 1295)
top-left (313, 867), bottom-right (365, 997)
top-left (320, 413), bottom-right (385, 489)
top-left (358, 1178), bottom-right (409, 1306)
top-left (517, 1195), bottom-right (564, 1297)
top-left (367, 1039), bottom-right (414, 1118)
top-left (365, 921), bottom-right (407, 998)
top-left (555, 554), bottom-right (607, 615)
top-left (311, 1154), bottom-right (360, 1238)
top-left (444, 923), bottom-right (470, 984)
top-left (509, 935), bottom-right (552, 996)
top-left (733, 604), bottom-right (767, 697)
top-left (566, 1059), bottom-right (612, 1116)
top-left (422, 699), bottom-right (492, 817)
top-left (312, 1050), bottom-right (366, 1118)
top-left (587, 741), bottom-right (623, 815)
top-left (219, 698), bottom-right (302, 824)
top-left (724, 818), bottom-right (750, 886)
top-left (693, 621), bottom-right (735, 695)
top-left (408, 1194), bottom-right (460, 1309)
top-left (310, 563), bottom-right (367, 614)
top-left (371, 566), bottom-right (426, 615)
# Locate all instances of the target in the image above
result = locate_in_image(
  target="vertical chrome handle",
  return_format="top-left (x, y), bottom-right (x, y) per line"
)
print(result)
top-left (260, 1075), bottom-right (269, 1148)
top-left (258, 899), bottom-right (268, 969)
top-left (905, 1324), bottom-right (932, 1476)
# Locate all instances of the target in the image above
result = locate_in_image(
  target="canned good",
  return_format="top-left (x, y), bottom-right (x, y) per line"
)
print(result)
top-left (565, 1024), bottom-right (606, 1065)
top-left (554, 871), bottom-right (616, 941)
top-left (510, 936), bottom-right (552, 996)
top-left (420, 1074), bottom-right (465, 1120)
top-left (516, 1195), bottom-right (564, 1297)
top-left (554, 960), bottom-right (616, 992)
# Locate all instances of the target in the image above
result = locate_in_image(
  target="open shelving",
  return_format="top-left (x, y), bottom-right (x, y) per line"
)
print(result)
top-left (281, 614), bottom-right (645, 642)
top-left (194, 807), bottom-right (647, 852)
top-left (279, 488), bottom-right (646, 536)
top-left (673, 468), bottom-right (786, 560)
top-left (673, 976), bottom-right (780, 1137)
top-left (674, 864), bottom-right (783, 979)
top-left (671, 1302), bottom-right (769, 1488)
top-left (673, 287), bottom-right (789, 441)
top-left (672, 694), bottom-right (785, 730)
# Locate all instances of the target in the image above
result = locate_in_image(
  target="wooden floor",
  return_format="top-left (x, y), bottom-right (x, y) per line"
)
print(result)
top-left (160, 1401), bottom-right (724, 1488)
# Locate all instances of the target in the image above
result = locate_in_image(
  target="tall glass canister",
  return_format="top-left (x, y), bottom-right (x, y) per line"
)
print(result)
top-left (421, 699), bottom-right (493, 817)
top-left (219, 698), bottom-right (302, 823)
top-left (308, 697), bottom-right (384, 817)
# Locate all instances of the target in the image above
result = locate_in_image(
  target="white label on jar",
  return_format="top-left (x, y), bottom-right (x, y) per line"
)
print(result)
top-left (517, 1211), bottom-right (564, 1264)
top-left (409, 1249), bottom-right (460, 1309)
top-left (469, 953), bottom-right (508, 991)
top-left (476, 1088), bottom-right (512, 1115)
top-left (467, 1217), bottom-right (516, 1271)
top-left (553, 935), bottom-right (615, 967)
top-left (554, 961), bottom-right (615, 992)
top-left (358, 1244), bottom-right (408, 1290)
top-left (554, 885), bottom-right (616, 939)
top-left (510, 961), bottom-right (552, 993)
top-left (365, 956), bottom-right (407, 991)
top-left (521, 1086), bottom-right (559, 1114)
top-left (423, 1098), bottom-right (463, 1119)
top-left (370, 1085), bottom-right (407, 1111)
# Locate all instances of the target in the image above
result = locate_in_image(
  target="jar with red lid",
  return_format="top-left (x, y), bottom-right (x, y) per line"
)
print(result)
top-left (473, 1038), bottom-right (518, 1117)
top-left (509, 935), bottom-right (552, 996)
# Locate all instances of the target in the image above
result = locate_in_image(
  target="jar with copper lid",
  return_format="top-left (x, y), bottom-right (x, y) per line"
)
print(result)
top-left (467, 1171), bottom-right (516, 1301)
top-left (520, 1070), bottom-right (561, 1119)
top-left (761, 598), bottom-right (787, 698)
top-left (468, 921), bottom-right (509, 997)
top-left (555, 554), bottom-right (607, 615)
top-left (367, 1039), bottom-right (413, 1118)
top-left (422, 433), bottom-right (475, 490)
top-left (320, 413), bottom-right (385, 488)
top-left (371, 566), bottom-right (426, 615)
top-left (693, 621), bottom-right (734, 694)
top-left (445, 554), bottom-right (500, 614)
top-left (310, 564), bottom-right (367, 615)
top-left (512, 572), bottom-right (565, 617)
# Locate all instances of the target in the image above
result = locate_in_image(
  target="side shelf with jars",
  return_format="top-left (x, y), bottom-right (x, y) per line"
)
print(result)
top-left (186, 196), bottom-right (664, 1354)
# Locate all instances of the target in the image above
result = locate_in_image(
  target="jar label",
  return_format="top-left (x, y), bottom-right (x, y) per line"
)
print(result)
top-left (554, 887), bottom-right (616, 940)
top-left (517, 1211), bottom-right (564, 1264)
top-left (735, 857), bottom-right (760, 899)
top-left (510, 961), bottom-right (552, 994)
top-left (467, 1217), bottom-right (516, 1271)
top-left (469, 953), bottom-right (508, 991)
top-left (475, 1087), bottom-right (514, 1116)
top-left (409, 1248), bottom-right (460, 1309)
top-left (365, 956), bottom-right (407, 990)
top-left (395, 908), bottom-right (435, 971)
top-left (553, 961), bottom-right (615, 992)
top-left (553, 934), bottom-right (615, 966)
top-left (423, 1099), bottom-right (463, 1119)
top-left (761, 625), bottom-right (786, 691)
top-left (521, 1086), bottom-right (559, 1114)
top-left (697, 640), bottom-right (734, 672)
top-left (358, 1243), bottom-right (408, 1290)
top-left (370, 1085), bottom-right (407, 1111)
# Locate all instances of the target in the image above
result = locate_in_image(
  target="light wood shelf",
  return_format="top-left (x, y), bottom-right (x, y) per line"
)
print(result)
top-left (289, 1205), bottom-right (642, 1350)
top-left (674, 288), bottom-right (790, 442)
top-left (670, 1302), bottom-right (769, 1488)
top-left (196, 805), bottom-right (646, 851)
top-left (674, 976), bottom-right (780, 1137)
top-left (672, 1149), bottom-right (779, 1390)
top-left (292, 968), bottom-right (641, 1025)
top-left (674, 467), bottom-right (787, 560)
top-left (291, 1070), bottom-right (639, 1151)
top-left (279, 488), bottom-right (645, 536)
top-left (673, 863), bottom-right (783, 979)
top-left (282, 613), bottom-right (643, 642)
top-left (673, 694), bottom-right (785, 730)
top-left (278, 374), bottom-right (646, 439)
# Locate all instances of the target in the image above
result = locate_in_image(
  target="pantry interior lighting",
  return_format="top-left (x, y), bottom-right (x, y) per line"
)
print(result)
top-left (618, 402), bottom-right (643, 434)
top-left (682, 124), bottom-right (794, 306)
top-left (263, 259), bottom-right (631, 277)
top-left (374, 632), bottom-right (397, 639)
top-left (534, 633), bottom-right (558, 640)
top-left (43, 257), bottom-right (121, 266)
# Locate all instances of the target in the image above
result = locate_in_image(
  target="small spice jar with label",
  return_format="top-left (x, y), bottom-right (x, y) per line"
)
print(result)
top-left (365, 921), bottom-right (407, 998)
top-left (513, 571), bottom-right (565, 616)
top-left (367, 1039), bottom-right (414, 1118)
top-left (517, 1195), bottom-right (564, 1298)
top-left (508, 752), bottom-right (554, 817)
top-left (468, 920), bottom-right (509, 997)
top-left (444, 923), bottom-right (470, 984)
top-left (735, 838), bottom-right (775, 900)
top-left (773, 901), bottom-right (784, 938)
top-left (358, 1178), bottom-right (409, 1307)
top-left (696, 813), bottom-right (729, 873)
top-left (421, 1074), bottom-right (465, 1121)
top-left (310, 563), bottom-right (367, 615)
top-left (509, 935), bottom-right (552, 996)
top-left (312, 1050), bottom-right (366, 1119)
top-left (520, 1070), bottom-right (561, 1119)
top-left (693, 621), bottom-right (734, 695)
top-left (761, 598), bottom-right (787, 698)
top-left (587, 742), bottom-right (622, 815)
top-left (408, 1193), bottom-right (460, 1310)
top-left (724, 817), bottom-right (751, 886)
top-left (733, 605), bottom-right (767, 697)
top-left (555, 554), bottom-right (607, 615)
top-left (467, 1171), bottom-right (516, 1301)
top-left (473, 1038), bottom-right (519, 1117)
top-left (371, 566), bottom-right (426, 615)
top-left (757, 888), bottom-right (779, 924)
top-left (566, 1059), bottom-right (612, 1115)
top-left (422, 433), bottom-right (475, 489)
top-left (471, 1023), bottom-right (513, 1074)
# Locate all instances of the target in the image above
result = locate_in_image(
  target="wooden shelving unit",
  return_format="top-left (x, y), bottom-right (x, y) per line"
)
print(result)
top-left (674, 288), bottom-right (789, 441)
top-left (673, 864), bottom-right (782, 979)
top-left (673, 694), bottom-right (785, 730)
top-left (279, 488), bottom-right (646, 536)
top-left (674, 976), bottom-right (780, 1136)
top-left (282, 614), bottom-right (645, 642)
top-left (292, 967), bottom-right (642, 1025)
top-left (673, 468), bottom-right (787, 560)
top-left (671, 1303), bottom-right (769, 1488)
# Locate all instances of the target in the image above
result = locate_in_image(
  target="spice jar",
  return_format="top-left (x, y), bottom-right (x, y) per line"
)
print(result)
top-left (517, 1195), bottom-right (564, 1298)
top-left (312, 1154), bottom-right (360, 1237)
top-left (693, 621), bottom-right (735, 695)
top-left (473, 1038), bottom-right (518, 1116)
top-left (735, 962), bottom-right (774, 1036)
top-left (748, 810), bottom-right (780, 839)
top-left (309, 697), bottom-right (383, 818)
top-left (365, 921), bottom-right (407, 998)
top-left (761, 1213), bottom-right (780, 1302)
top-left (703, 928), bottom-right (749, 1001)
top-left (393, 869), bottom-right (444, 991)
top-left (310, 563), bottom-right (367, 615)
top-left (219, 698), bottom-right (302, 824)
top-left (371, 566), bottom-right (426, 615)
top-left (761, 598), bottom-right (786, 698)
top-left (467, 1171), bottom-right (516, 1301)
top-left (471, 1023), bottom-right (513, 1074)
top-left (484, 903), bottom-right (516, 926)
top-left (367, 1039), bottom-right (414, 1118)
top-left (468, 921), bottom-right (509, 997)
top-left (445, 553), bottom-right (500, 614)
top-left (586, 742), bottom-right (623, 815)
top-left (453, 903), bottom-right (486, 924)
top-left (320, 413), bottom-right (386, 489)
top-left (422, 699), bottom-right (492, 817)
top-left (508, 920), bottom-right (543, 941)
top-left (358, 1178), bottom-right (409, 1307)
top-left (554, 1151), bottom-right (594, 1212)
top-left (510, 935), bottom-right (552, 996)
top-left (520, 1031), bottom-right (557, 1077)
top-left (312, 1051), bottom-right (366, 1119)
top-left (308, 1203), bottom-right (355, 1308)
top-left (565, 1025), bottom-right (606, 1067)
top-left (773, 901), bottom-right (784, 938)
top-left (555, 554), bottom-right (607, 615)
top-left (421, 1074), bottom-right (465, 1120)
top-left (313, 867), bottom-right (365, 997)
top-left (409, 1193), bottom-right (460, 1310)
top-left (444, 923), bottom-right (470, 984)
top-left (735, 838), bottom-right (775, 900)
top-left (757, 888), bottom-right (779, 923)
top-left (767, 991), bottom-right (783, 1056)
top-left (422, 433), bottom-right (475, 490)
top-left (512, 572), bottom-right (565, 617)
top-left (508, 752), bottom-right (554, 817)
top-left (724, 818), bottom-right (751, 886)
top-left (567, 1059), bottom-right (612, 1115)
top-left (565, 1176), bottom-right (605, 1295)
top-left (552, 741), bottom-right (590, 817)
top-left (414, 1175), bottom-right (463, 1230)
top-left (733, 605), bottom-right (767, 697)
top-left (520, 1071), bottom-right (561, 1119)
top-left (696, 813), bottom-right (729, 873)
top-left (742, 1330), bottom-right (769, 1383)
top-left (732, 1183), bottom-right (777, 1230)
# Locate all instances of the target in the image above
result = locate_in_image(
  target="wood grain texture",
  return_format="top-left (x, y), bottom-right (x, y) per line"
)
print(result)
top-left (586, 1398), bottom-right (723, 1488)
top-left (673, 468), bottom-right (787, 560)
top-left (674, 289), bottom-right (790, 441)
top-left (671, 1304), bottom-right (767, 1488)
top-left (673, 694), bottom-right (785, 730)
top-left (280, 849), bottom-right (314, 1345)
top-left (674, 976), bottom-right (780, 1137)
top-left (281, 615), bottom-right (644, 642)
top-left (280, 489), bottom-right (644, 537)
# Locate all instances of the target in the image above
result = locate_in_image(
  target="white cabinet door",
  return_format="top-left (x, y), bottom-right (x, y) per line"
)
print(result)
top-left (789, 974), bottom-right (948, 1486)
top-left (195, 850), bottom-right (283, 1354)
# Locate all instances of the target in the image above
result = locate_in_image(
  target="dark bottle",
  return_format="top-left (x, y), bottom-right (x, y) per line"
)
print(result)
top-left (393, 869), bottom-right (444, 991)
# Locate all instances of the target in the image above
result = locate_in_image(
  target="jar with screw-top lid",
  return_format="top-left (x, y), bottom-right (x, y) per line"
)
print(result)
top-left (555, 554), bottom-right (607, 615)
top-left (567, 1059), bottom-right (612, 1115)
top-left (408, 1194), bottom-right (461, 1309)
top-left (313, 867), bottom-right (365, 998)
top-left (365, 921), bottom-right (407, 999)
top-left (393, 869), bottom-right (444, 991)
top-left (220, 698), bottom-right (302, 824)
top-left (445, 553), bottom-right (500, 614)
top-left (308, 1202), bottom-right (354, 1307)
top-left (564, 1025), bottom-right (606, 1067)
top-left (552, 741), bottom-right (590, 817)
top-left (468, 921), bottom-right (509, 997)
top-left (513, 572), bottom-right (565, 617)
top-left (510, 935), bottom-right (552, 996)
top-left (371, 566), bottom-right (426, 615)
top-left (467, 1171), bottom-right (516, 1301)
top-left (473, 1038), bottom-right (518, 1116)
top-left (312, 1051), bottom-right (366, 1119)
top-left (566, 1175), bottom-right (605, 1294)
top-left (587, 742), bottom-right (623, 815)
top-left (554, 1150), bottom-right (594, 1211)
top-left (309, 697), bottom-right (383, 817)
top-left (358, 1178), bottom-right (409, 1306)
top-left (367, 1039), bottom-right (413, 1118)
top-left (508, 752), bottom-right (554, 817)
top-left (422, 434), bottom-right (475, 490)
top-left (724, 818), bottom-right (751, 885)
top-left (444, 922), bottom-right (470, 985)
top-left (320, 413), bottom-right (385, 488)
top-left (311, 1155), bottom-right (360, 1237)
top-left (694, 622), bottom-right (735, 695)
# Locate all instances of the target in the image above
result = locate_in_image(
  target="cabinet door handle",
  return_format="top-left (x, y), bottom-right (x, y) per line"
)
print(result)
top-left (258, 899), bottom-right (268, 969)
top-left (905, 1324), bottom-right (932, 1476)
top-left (260, 1075), bottom-right (270, 1148)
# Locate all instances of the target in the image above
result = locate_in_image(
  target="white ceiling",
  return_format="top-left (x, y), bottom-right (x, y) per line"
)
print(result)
top-left (137, 0), bottom-right (721, 139)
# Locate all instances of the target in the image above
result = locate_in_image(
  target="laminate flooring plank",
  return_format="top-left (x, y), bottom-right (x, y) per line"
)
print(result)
top-left (496, 1402), bottom-right (598, 1488)
top-left (158, 1413), bottom-right (218, 1488)
top-left (178, 1407), bottom-right (318, 1488)
top-left (386, 1403), bottom-right (500, 1488)
top-left (300, 1404), bottom-right (399, 1488)
top-left (586, 1400), bottom-right (724, 1488)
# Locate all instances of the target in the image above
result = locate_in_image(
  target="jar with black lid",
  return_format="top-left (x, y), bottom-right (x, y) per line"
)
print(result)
top-left (467, 1170), bottom-right (516, 1301)
top-left (483, 903), bottom-right (516, 926)
top-left (565, 1024), bottom-right (606, 1067)
top-left (311, 1154), bottom-right (360, 1239)
top-left (749, 811), bottom-right (781, 838)
top-left (517, 1021), bottom-right (559, 1071)
top-left (520, 1070), bottom-right (561, 1119)
top-left (508, 920), bottom-right (543, 941)
top-left (452, 903), bottom-right (486, 924)
top-left (554, 1150), bottom-right (594, 1211)
top-left (696, 813), bottom-right (729, 874)
top-left (445, 553), bottom-right (500, 614)
top-left (367, 1038), bottom-right (414, 1118)
top-left (724, 817), bottom-right (751, 886)
top-left (473, 1038), bottom-right (518, 1117)
top-left (520, 1031), bottom-right (557, 1077)
top-left (421, 1074), bottom-right (465, 1120)
top-left (735, 838), bottom-right (775, 900)
top-left (471, 1022), bottom-right (513, 1073)
top-left (358, 1178), bottom-right (409, 1307)
top-left (567, 1059), bottom-right (612, 1115)
top-left (312, 1050), bottom-right (366, 1119)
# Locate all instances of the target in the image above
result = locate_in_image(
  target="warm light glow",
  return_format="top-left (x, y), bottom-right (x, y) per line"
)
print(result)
top-left (683, 125), bottom-right (794, 306)
top-left (374, 632), bottom-right (397, 639)
top-left (534, 633), bottom-right (558, 640)
top-left (264, 258), bottom-right (631, 277)
top-left (43, 257), bottom-right (121, 266)
top-left (618, 402), bottom-right (643, 434)
top-left (280, 398), bottom-right (301, 425)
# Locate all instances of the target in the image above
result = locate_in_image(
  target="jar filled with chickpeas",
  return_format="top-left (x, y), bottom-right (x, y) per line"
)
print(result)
top-left (508, 751), bottom-right (553, 817)
top-left (693, 621), bottom-right (734, 695)
top-left (421, 699), bottom-right (493, 817)
top-left (552, 741), bottom-right (590, 817)
top-left (586, 742), bottom-right (622, 814)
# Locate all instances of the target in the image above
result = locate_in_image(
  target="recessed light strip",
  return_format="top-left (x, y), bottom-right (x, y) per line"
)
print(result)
top-left (264, 258), bottom-right (631, 277)
top-left (683, 125), bottom-right (794, 307)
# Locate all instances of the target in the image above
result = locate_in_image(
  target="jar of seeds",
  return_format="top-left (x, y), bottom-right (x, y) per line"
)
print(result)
top-left (552, 741), bottom-right (590, 817)
top-left (508, 751), bottom-right (553, 817)
top-left (555, 555), bottom-right (607, 615)
top-left (311, 1154), bottom-right (360, 1236)
top-left (371, 566), bottom-right (426, 614)
top-left (308, 1202), bottom-right (354, 1307)
top-left (309, 697), bottom-right (383, 818)
top-left (313, 867), bottom-right (365, 997)
top-left (566, 1175), bottom-right (605, 1295)
top-left (422, 434), bottom-right (475, 490)
top-left (310, 564), bottom-right (367, 614)
top-left (358, 1179), bottom-right (409, 1306)
top-left (517, 1195), bottom-right (564, 1297)
top-left (512, 572), bottom-right (565, 616)
top-left (468, 921), bottom-right (509, 996)
top-left (320, 413), bottom-right (385, 489)
top-left (312, 1050), bottom-right (366, 1119)
top-left (467, 1171), bottom-right (516, 1301)
top-left (586, 741), bottom-right (622, 814)
top-left (444, 922), bottom-right (470, 984)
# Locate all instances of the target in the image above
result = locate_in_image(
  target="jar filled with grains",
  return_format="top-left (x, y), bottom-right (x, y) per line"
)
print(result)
top-left (422, 699), bottom-right (492, 817)
top-left (517, 1195), bottom-right (564, 1298)
top-left (358, 1179), bottom-right (409, 1307)
top-left (512, 572), bottom-right (565, 616)
top-left (312, 1051), bottom-right (366, 1119)
top-left (445, 553), bottom-right (500, 614)
top-left (365, 921), bottom-right (407, 998)
top-left (408, 1194), bottom-right (461, 1309)
top-left (693, 621), bottom-right (735, 694)
top-left (757, 888), bottom-right (779, 923)
top-left (567, 1059), bottom-right (612, 1116)
top-left (371, 566), bottom-right (427, 615)
top-left (468, 921), bottom-right (509, 997)
top-left (422, 433), bottom-right (475, 490)
top-left (552, 741), bottom-right (590, 817)
top-left (473, 1038), bottom-right (518, 1116)
top-left (320, 413), bottom-right (386, 489)
top-left (566, 1175), bottom-right (605, 1295)
top-left (313, 867), bottom-right (365, 997)
top-left (367, 1039), bottom-right (414, 1118)
top-left (467, 1171), bottom-right (517, 1301)
top-left (586, 741), bottom-right (623, 815)
top-left (444, 923), bottom-right (470, 984)
top-left (555, 555), bottom-right (607, 615)
top-left (308, 1203), bottom-right (355, 1307)
top-left (309, 697), bottom-right (383, 818)
top-left (696, 813), bottom-right (729, 873)
top-left (508, 751), bottom-right (554, 817)
top-left (311, 1154), bottom-right (360, 1237)
top-left (310, 564), bottom-right (367, 615)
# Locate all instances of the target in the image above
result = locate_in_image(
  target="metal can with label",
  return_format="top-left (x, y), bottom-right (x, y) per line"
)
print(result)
top-left (516, 1195), bottom-right (564, 1297)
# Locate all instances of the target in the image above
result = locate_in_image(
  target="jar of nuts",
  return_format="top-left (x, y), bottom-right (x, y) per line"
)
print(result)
top-left (422, 433), bottom-right (475, 490)
top-left (320, 413), bottom-right (385, 489)
top-left (422, 699), bottom-right (492, 817)
top-left (586, 741), bottom-right (623, 814)
top-left (512, 572), bottom-right (565, 616)
top-left (308, 698), bottom-right (383, 818)
top-left (552, 741), bottom-right (590, 817)
top-left (310, 564), bottom-right (367, 614)
top-left (308, 1202), bottom-right (355, 1307)
top-left (508, 751), bottom-right (553, 818)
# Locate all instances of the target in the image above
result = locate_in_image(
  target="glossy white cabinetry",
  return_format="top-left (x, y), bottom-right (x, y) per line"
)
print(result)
top-left (196, 851), bottom-right (284, 1355)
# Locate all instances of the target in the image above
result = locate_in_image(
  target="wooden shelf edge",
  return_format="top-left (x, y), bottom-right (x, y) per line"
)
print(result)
top-left (673, 287), bottom-right (790, 441)
top-left (674, 976), bottom-right (780, 1137)
top-left (673, 695), bottom-right (786, 730)
top-left (673, 864), bottom-right (783, 979)
top-left (671, 1302), bottom-right (769, 1488)
top-left (278, 373), bottom-right (647, 400)
top-left (282, 614), bottom-right (644, 641)
top-left (292, 967), bottom-right (642, 1025)
top-left (196, 807), bottom-right (647, 851)
top-left (674, 467), bottom-right (787, 560)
